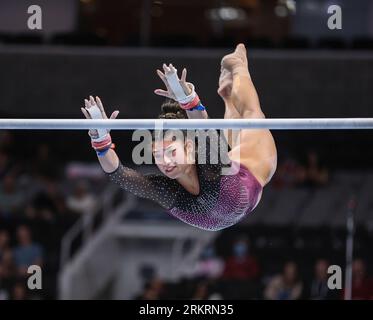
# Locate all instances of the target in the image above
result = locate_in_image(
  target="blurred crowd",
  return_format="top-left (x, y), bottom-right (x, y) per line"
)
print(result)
top-left (272, 151), bottom-right (329, 189)
top-left (135, 236), bottom-right (373, 300)
top-left (1, 129), bottom-right (372, 300)
top-left (0, 131), bottom-right (103, 299)
top-left (0, 226), bottom-right (43, 299)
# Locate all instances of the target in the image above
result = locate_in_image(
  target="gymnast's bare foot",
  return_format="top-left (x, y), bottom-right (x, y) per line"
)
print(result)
top-left (221, 43), bottom-right (250, 77)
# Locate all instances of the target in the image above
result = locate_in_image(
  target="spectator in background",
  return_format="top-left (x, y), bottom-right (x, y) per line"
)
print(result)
top-left (31, 144), bottom-right (59, 181)
top-left (0, 264), bottom-right (9, 300)
top-left (0, 230), bottom-right (11, 300)
top-left (274, 151), bottom-right (329, 189)
top-left (13, 225), bottom-right (44, 276)
top-left (66, 180), bottom-right (97, 214)
top-left (307, 259), bottom-right (339, 300)
top-left (272, 157), bottom-right (306, 189)
top-left (0, 131), bottom-right (15, 153)
top-left (190, 280), bottom-right (224, 300)
top-left (31, 178), bottom-right (66, 220)
top-left (135, 277), bottom-right (165, 300)
top-left (0, 248), bottom-right (16, 299)
top-left (189, 245), bottom-right (224, 280)
top-left (0, 174), bottom-right (25, 218)
top-left (11, 282), bottom-right (28, 300)
top-left (222, 236), bottom-right (259, 280)
top-left (192, 281), bottom-right (210, 300)
top-left (0, 230), bottom-right (10, 260)
top-left (301, 151), bottom-right (329, 187)
top-left (342, 258), bottom-right (373, 299)
top-left (0, 249), bottom-right (15, 278)
top-left (264, 261), bottom-right (303, 300)
top-left (0, 151), bottom-right (12, 180)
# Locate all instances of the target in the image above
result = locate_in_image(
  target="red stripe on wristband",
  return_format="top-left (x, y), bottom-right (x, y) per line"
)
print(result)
top-left (92, 139), bottom-right (111, 148)
top-left (91, 135), bottom-right (112, 151)
top-left (179, 94), bottom-right (200, 110)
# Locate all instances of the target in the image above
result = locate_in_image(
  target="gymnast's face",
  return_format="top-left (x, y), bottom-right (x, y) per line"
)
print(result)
top-left (152, 138), bottom-right (194, 179)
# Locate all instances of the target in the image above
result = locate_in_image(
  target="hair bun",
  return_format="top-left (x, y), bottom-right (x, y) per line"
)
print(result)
top-left (159, 99), bottom-right (187, 120)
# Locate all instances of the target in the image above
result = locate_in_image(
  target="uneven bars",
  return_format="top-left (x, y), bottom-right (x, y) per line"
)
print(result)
top-left (1, 118), bottom-right (373, 130)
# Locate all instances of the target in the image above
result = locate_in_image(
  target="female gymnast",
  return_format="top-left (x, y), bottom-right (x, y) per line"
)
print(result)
top-left (81, 44), bottom-right (277, 231)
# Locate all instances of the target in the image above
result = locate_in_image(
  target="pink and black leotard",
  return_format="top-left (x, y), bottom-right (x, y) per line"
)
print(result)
top-left (106, 130), bottom-right (263, 231)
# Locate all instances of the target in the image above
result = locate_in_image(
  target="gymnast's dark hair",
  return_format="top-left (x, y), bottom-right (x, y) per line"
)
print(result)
top-left (151, 99), bottom-right (189, 143)
top-left (158, 99), bottom-right (187, 120)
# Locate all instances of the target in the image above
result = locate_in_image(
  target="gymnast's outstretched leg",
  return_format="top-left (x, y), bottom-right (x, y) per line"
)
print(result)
top-left (218, 67), bottom-right (241, 150)
top-left (219, 44), bottom-right (277, 187)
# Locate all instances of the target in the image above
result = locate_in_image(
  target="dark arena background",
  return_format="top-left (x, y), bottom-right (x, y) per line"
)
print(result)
top-left (1, 0), bottom-right (373, 304)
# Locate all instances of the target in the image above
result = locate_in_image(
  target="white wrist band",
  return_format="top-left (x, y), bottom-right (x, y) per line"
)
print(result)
top-left (86, 105), bottom-right (108, 139)
top-left (165, 70), bottom-right (196, 104)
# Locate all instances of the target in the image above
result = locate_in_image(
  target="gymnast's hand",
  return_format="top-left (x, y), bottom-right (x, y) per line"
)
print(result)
top-left (155, 64), bottom-right (202, 111)
top-left (80, 96), bottom-right (119, 140)
top-left (154, 63), bottom-right (193, 99)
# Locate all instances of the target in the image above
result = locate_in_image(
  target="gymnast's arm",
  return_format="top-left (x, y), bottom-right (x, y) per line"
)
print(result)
top-left (81, 96), bottom-right (176, 209)
top-left (97, 147), bottom-right (119, 173)
top-left (97, 148), bottom-right (176, 209)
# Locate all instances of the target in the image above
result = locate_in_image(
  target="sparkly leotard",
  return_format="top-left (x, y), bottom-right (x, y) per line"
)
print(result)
top-left (106, 130), bottom-right (263, 231)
